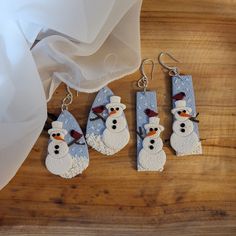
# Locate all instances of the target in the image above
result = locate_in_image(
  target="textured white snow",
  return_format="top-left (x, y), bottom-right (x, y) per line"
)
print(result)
top-left (86, 133), bottom-right (117, 156)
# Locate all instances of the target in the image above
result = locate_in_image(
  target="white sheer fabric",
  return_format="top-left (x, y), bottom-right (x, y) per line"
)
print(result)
top-left (0, 0), bottom-right (142, 189)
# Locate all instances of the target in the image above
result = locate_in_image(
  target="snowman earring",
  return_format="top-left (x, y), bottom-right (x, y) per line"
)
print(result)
top-left (136, 59), bottom-right (166, 171)
top-left (45, 86), bottom-right (89, 178)
top-left (158, 52), bottom-right (202, 156)
top-left (86, 87), bottom-right (130, 155)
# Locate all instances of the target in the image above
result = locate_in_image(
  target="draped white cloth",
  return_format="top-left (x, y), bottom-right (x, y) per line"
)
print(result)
top-left (0, 0), bottom-right (142, 189)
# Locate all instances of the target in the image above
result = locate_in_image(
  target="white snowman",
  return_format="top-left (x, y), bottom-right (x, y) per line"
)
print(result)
top-left (138, 117), bottom-right (166, 171)
top-left (102, 96), bottom-right (130, 152)
top-left (170, 99), bottom-right (201, 155)
top-left (46, 121), bottom-right (77, 178)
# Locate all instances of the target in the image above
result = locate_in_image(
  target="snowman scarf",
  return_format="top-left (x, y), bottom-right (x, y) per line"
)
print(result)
top-left (0, 0), bottom-right (142, 190)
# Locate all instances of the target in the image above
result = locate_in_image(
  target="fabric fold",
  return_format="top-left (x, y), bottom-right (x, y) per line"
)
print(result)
top-left (0, 0), bottom-right (142, 190)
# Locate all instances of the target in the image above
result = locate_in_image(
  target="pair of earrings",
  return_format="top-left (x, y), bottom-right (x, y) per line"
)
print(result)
top-left (45, 52), bottom-right (202, 178)
top-left (45, 85), bottom-right (130, 178)
top-left (137, 53), bottom-right (202, 172)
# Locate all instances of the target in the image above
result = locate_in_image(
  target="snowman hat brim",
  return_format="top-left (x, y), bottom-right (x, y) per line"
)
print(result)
top-left (171, 106), bottom-right (192, 114)
top-left (144, 124), bottom-right (164, 131)
top-left (48, 128), bottom-right (68, 135)
top-left (106, 102), bottom-right (126, 110)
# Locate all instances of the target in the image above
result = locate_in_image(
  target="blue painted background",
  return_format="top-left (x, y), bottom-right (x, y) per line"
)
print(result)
top-left (86, 87), bottom-right (113, 136)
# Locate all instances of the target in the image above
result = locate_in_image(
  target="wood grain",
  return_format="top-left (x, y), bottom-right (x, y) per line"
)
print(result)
top-left (0, 0), bottom-right (236, 235)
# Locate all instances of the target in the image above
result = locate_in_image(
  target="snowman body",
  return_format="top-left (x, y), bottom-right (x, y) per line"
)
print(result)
top-left (102, 115), bottom-right (130, 150)
top-left (170, 100), bottom-right (201, 155)
top-left (170, 132), bottom-right (199, 155)
top-left (138, 116), bottom-right (166, 171)
top-left (46, 140), bottom-right (73, 175)
top-left (138, 136), bottom-right (166, 171)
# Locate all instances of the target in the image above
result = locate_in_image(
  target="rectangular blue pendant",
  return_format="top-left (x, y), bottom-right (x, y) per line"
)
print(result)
top-left (171, 75), bottom-right (202, 156)
top-left (136, 91), bottom-right (166, 171)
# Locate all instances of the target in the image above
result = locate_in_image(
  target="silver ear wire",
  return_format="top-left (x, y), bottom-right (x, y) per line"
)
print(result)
top-left (137, 58), bottom-right (155, 93)
top-left (158, 52), bottom-right (181, 78)
top-left (61, 85), bottom-right (73, 111)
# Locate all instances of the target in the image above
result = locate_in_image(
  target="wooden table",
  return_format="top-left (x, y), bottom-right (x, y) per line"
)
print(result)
top-left (0, 0), bottom-right (235, 235)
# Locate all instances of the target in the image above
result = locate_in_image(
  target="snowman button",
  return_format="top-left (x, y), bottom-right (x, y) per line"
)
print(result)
top-left (149, 145), bottom-right (154, 150)
top-left (180, 123), bottom-right (185, 127)
top-left (150, 139), bottom-right (155, 144)
top-left (112, 125), bottom-right (116, 129)
top-left (181, 129), bottom-right (185, 133)
top-left (112, 119), bottom-right (117, 124)
top-left (54, 150), bottom-right (59, 154)
top-left (54, 145), bottom-right (59, 149)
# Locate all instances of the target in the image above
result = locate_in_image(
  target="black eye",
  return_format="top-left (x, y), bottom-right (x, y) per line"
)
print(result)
top-left (57, 133), bottom-right (60, 136)
top-left (183, 110), bottom-right (186, 113)
top-left (178, 111), bottom-right (181, 115)
top-left (110, 108), bottom-right (114, 111)
top-left (116, 107), bottom-right (119, 111)
top-left (52, 134), bottom-right (56, 137)
top-left (154, 128), bottom-right (158, 131)
top-left (149, 128), bottom-right (153, 132)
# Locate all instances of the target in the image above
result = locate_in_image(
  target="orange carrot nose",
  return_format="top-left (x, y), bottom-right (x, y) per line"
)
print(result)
top-left (109, 110), bottom-right (117, 116)
top-left (54, 136), bottom-right (64, 141)
top-left (147, 130), bottom-right (156, 137)
top-left (180, 112), bottom-right (191, 118)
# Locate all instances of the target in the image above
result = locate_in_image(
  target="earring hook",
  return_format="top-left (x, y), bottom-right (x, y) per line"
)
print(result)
top-left (61, 85), bottom-right (73, 111)
top-left (137, 58), bottom-right (155, 92)
top-left (158, 52), bottom-right (181, 77)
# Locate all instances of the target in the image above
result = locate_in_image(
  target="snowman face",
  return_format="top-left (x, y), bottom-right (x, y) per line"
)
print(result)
top-left (143, 136), bottom-right (163, 154)
top-left (145, 125), bottom-right (163, 138)
top-left (48, 141), bottom-right (69, 158)
top-left (174, 109), bottom-right (192, 121)
top-left (108, 105), bottom-right (124, 117)
top-left (50, 131), bottom-right (65, 141)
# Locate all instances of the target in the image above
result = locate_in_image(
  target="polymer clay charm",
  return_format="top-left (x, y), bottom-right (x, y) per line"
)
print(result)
top-left (86, 86), bottom-right (130, 155)
top-left (45, 87), bottom-right (89, 178)
top-left (170, 83), bottom-right (202, 156)
top-left (136, 59), bottom-right (166, 171)
top-left (158, 52), bottom-right (202, 156)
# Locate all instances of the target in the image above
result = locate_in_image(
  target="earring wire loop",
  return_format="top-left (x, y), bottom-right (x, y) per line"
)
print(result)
top-left (158, 52), bottom-right (181, 78)
top-left (61, 85), bottom-right (73, 111)
top-left (137, 58), bottom-right (155, 92)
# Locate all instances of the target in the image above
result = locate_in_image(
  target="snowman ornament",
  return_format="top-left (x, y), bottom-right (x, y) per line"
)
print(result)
top-left (46, 121), bottom-right (85, 178)
top-left (138, 116), bottom-right (166, 171)
top-left (102, 96), bottom-right (130, 153)
top-left (170, 94), bottom-right (201, 156)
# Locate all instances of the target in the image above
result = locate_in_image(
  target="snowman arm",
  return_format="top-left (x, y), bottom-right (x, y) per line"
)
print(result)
top-left (90, 112), bottom-right (106, 122)
top-left (189, 112), bottom-right (200, 123)
top-left (90, 116), bottom-right (100, 121)
top-left (74, 141), bottom-right (85, 145)
top-left (136, 131), bottom-right (142, 140)
top-left (137, 126), bottom-right (145, 140)
top-left (68, 136), bottom-right (83, 147)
